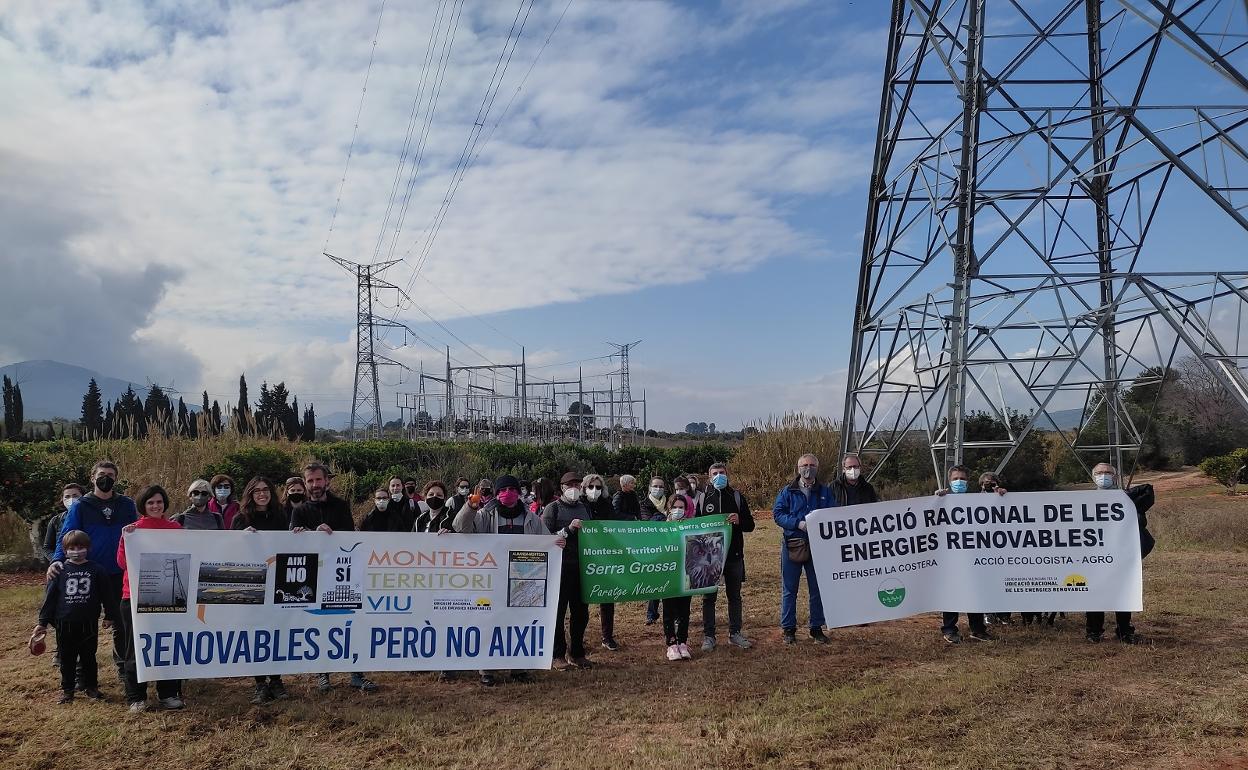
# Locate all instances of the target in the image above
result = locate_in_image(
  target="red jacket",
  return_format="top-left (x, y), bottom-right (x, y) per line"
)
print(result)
top-left (209, 498), bottom-right (240, 530)
top-left (117, 516), bottom-right (183, 600)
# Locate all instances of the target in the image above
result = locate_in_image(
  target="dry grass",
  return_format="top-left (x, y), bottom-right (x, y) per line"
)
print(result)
top-left (2, 499), bottom-right (1248, 769)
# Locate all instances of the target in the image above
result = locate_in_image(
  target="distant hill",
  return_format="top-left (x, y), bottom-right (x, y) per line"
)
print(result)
top-left (0, 360), bottom-right (150, 420)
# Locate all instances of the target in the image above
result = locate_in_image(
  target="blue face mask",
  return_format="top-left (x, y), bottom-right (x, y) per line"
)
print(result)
top-left (712, 473), bottom-right (728, 490)
top-left (949, 479), bottom-right (969, 494)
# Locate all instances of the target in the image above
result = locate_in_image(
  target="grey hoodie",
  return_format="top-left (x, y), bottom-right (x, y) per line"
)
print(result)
top-left (172, 505), bottom-right (224, 530)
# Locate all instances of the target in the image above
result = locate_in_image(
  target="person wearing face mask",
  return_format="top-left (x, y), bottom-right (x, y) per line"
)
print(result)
top-left (977, 472), bottom-right (1016, 626)
top-left (638, 477), bottom-right (669, 625)
top-left (403, 477), bottom-right (423, 503)
top-left (695, 462), bottom-right (756, 652)
top-left (451, 477), bottom-right (473, 514)
top-left (772, 454), bottom-right (837, 645)
top-left (173, 479), bottom-right (225, 530)
top-left (41, 483), bottom-right (85, 562)
top-left (361, 486), bottom-right (416, 532)
top-left (936, 465), bottom-right (1002, 643)
top-left (672, 477), bottom-right (695, 515)
top-left (662, 494), bottom-right (696, 661)
top-left (387, 476), bottom-right (419, 517)
top-left (454, 474), bottom-right (555, 686)
top-left (206, 474), bottom-right (240, 529)
top-left (1086, 463), bottom-right (1155, 644)
top-left (542, 471), bottom-right (594, 671)
top-left (414, 481), bottom-right (454, 533)
top-left (282, 477), bottom-right (308, 525)
top-left (48, 460), bottom-right (138, 688)
top-left (832, 455), bottom-right (878, 507)
top-left (581, 473), bottom-right (622, 651)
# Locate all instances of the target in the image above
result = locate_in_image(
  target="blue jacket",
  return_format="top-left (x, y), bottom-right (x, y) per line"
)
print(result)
top-left (772, 479), bottom-right (837, 540)
top-left (51, 493), bottom-right (138, 574)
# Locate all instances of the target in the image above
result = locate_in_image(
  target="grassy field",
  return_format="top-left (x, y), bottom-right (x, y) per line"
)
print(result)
top-left (2, 487), bottom-right (1247, 769)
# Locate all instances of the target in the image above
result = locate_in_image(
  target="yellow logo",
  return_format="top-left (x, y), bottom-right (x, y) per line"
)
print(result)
top-left (1063, 574), bottom-right (1088, 587)
top-left (475, 597), bottom-right (492, 607)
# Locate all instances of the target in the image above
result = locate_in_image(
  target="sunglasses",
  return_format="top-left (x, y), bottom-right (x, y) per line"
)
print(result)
top-left (190, 491), bottom-right (210, 498)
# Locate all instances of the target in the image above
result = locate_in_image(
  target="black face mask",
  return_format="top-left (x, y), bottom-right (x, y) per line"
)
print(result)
top-left (95, 476), bottom-right (116, 493)
top-left (426, 496), bottom-right (445, 510)
top-left (405, 486), bottom-right (416, 495)
top-left (287, 493), bottom-right (306, 504)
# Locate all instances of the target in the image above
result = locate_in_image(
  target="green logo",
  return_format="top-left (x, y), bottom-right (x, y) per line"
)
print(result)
top-left (877, 578), bottom-right (905, 608)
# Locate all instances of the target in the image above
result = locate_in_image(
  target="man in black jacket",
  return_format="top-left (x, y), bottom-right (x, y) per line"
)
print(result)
top-left (290, 463), bottom-right (378, 693)
top-left (695, 462), bottom-right (755, 652)
top-left (1086, 462), bottom-right (1154, 644)
top-left (831, 454), bottom-right (878, 507)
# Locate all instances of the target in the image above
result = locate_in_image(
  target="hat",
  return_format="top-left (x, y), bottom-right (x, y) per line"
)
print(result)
top-left (560, 471), bottom-right (582, 486)
top-left (29, 627), bottom-right (46, 656)
top-left (494, 474), bottom-right (521, 491)
top-left (187, 479), bottom-right (211, 495)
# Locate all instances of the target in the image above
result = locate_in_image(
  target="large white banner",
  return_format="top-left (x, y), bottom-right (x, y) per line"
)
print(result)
top-left (807, 491), bottom-right (1144, 628)
top-left (124, 530), bottom-right (563, 681)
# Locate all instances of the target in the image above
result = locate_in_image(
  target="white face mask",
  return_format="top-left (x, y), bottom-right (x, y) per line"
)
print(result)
top-left (844, 467), bottom-right (861, 481)
top-left (562, 487), bottom-right (582, 503)
top-left (214, 487), bottom-right (231, 500)
top-left (375, 499), bottom-right (390, 510)
top-left (1094, 474), bottom-right (1116, 490)
top-left (62, 496), bottom-right (80, 509)
top-left (650, 487), bottom-right (665, 499)
top-left (66, 548), bottom-right (88, 561)
top-left (585, 488), bottom-right (602, 501)
top-left (458, 486), bottom-right (470, 495)
top-left (391, 492), bottom-right (404, 502)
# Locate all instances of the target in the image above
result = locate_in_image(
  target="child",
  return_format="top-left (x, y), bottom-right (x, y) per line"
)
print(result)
top-left (662, 495), bottom-right (693, 661)
top-left (35, 529), bottom-right (119, 703)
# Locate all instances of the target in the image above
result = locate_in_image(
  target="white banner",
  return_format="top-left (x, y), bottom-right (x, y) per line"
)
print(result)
top-left (124, 530), bottom-right (563, 681)
top-left (807, 491), bottom-right (1144, 628)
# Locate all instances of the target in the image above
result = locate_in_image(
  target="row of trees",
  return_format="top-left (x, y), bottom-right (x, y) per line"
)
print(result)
top-left (77, 375), bottom-right (316, 441)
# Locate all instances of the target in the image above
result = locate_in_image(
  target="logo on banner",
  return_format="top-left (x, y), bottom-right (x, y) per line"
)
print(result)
top-left (321, 545), bottom-right (363, 610)
top-left (1063, 574), bottom-right (1088, 587)
top-left (877, 578), bottom-right (906, 608)
top-left (273, 553), bottom-right (318, 604)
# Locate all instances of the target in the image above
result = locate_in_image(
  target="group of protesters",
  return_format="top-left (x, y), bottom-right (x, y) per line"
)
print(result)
top-left (32, 450), bottom-right (1152, 711)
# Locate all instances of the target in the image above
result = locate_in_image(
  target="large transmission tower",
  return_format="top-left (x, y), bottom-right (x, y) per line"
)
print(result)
top-left (843, 0), bottom-right (1248, 484)
top-left (609, 340), bottom-right (641, 437)
top-left (326, 253), bottom-right (410, 440)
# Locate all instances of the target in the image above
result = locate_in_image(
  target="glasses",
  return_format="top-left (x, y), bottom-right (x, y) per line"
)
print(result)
top-left (254, 488), bottom-right (271, 494)
top-left (190, 492), bottom-right (209, 498)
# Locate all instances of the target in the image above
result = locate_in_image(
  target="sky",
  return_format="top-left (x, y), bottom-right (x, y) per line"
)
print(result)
top-left (0, 0), bottom-right (887, 431)
top-left (2, 1), bottom-right (1244, 434)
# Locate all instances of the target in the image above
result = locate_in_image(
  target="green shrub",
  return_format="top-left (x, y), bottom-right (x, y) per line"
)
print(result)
top-left (1199, 449), bottom-right (1248, 494)
top-left (199, 445), bottom-right (298, 489)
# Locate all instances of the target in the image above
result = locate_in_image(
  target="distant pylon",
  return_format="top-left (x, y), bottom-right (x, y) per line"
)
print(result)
top-left (608, 340), bottom-right (641, 437)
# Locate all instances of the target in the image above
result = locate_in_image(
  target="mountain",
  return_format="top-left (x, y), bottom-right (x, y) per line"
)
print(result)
top-left (0, 360), bottom-right (151, 420)
top-left (319, 411), bottom-right (351, 431)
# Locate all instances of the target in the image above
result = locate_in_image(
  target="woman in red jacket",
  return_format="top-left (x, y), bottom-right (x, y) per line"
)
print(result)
top-left (118, 485), bottom-right (184, 712)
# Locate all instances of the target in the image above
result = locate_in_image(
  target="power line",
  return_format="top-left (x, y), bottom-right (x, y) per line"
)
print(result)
top-left (416, 274), bottom-right (526, 348)
top-left (323, 0), bottom-right (388, 256)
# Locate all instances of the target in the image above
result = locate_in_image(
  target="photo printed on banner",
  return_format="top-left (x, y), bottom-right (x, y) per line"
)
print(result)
top-left (196, 561), bottom-right (268, 605)
top-left (137, 552), bottom-right (190, 613)
top-left (684, 531), bottom-right (725, 590)
top-left (508, 551), bottom-right (549, 608)
top-left (273, 553), bottom-right (318, 605)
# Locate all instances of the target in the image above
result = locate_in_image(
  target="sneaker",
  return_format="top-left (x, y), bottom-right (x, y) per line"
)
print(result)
top-left (57, 692), bottom-right (74, 705)
top-left (728, 632), bottom-right (752, 649)
top-left (479, 673), bottom-right (496, 687)
top-left (782, 629), bottom-right (797, 645)
top-left (567, 655), bottom-right (593, 669)
top-left (1116, 632), bottom-right (1140, 645)
top-left (267, 681), bottom-right (290, 700)
top-left (1086, 632), bottom-right (1103, 644)
top-left (968, 629), bottom-right (995, 642)
top-left (160, 696), bottom-right (185, 710)
top-left (666, 644), bottom-right (682, 661)
top-left (510, 671), bottom-right (534, 683)
top-left (127, 701), bottom-right (147, 713)
top-left (942, 631), bottom-right (962, 644)
top-left (678, 643), bottom-right (691, 660)
top-left (552, 657), bottom-right (571, 672)
top-left (316, 673), bottom-right (332, 693)
top-left (809, 628), bottom-right (830, 644)
top-left (701, 636), bottom-right (717, 652)
top-left (350, 674), bottom-right (379, 692)
top-left (601, 638), bottom-right (620, 651)
top-left (250, 684), bottom-right (272, 705)
top-left (81, 688), bottom-right (105, 701)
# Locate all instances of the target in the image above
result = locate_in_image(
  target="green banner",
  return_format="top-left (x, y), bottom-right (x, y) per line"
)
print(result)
top-left (578, 515), bottom-right (732, 603)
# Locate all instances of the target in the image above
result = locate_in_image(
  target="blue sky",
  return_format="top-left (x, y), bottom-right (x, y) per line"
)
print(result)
top-left (3, 1), bottom-right (1241, 431)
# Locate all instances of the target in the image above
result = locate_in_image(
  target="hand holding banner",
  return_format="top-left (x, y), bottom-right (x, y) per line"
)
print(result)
top-left (578, 516), bottom-right (732, 603)
top-left (806, 491), bottom-right (1144, 628)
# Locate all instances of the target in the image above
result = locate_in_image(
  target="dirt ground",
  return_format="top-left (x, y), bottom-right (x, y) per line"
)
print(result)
top-left (1, 494), bottom-right (1246, 769)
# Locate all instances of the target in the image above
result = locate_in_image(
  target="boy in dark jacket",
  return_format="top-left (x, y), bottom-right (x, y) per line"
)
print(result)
top-left (695, 462), bottom-right (756, 652)
top-left (36, 529), bottom-right (119, 703)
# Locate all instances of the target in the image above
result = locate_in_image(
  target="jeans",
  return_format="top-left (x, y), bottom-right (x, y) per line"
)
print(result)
top-left (941, 612), bottom-right (986, 635)
top-left (662, 596), bottom-right (692, 645)
top-left (646, 600), bottom-right (660, 623)
top-left (1086, 611), bottom-right (1133, 637)
top-left (779, 544), bottom-right (825, 631)
top-left (553, 561), bottom-right (589, 659)
top-left (56, 619), bottom-right (97, 693)
top-left (600, 603), bottom-right (615, 640)
top-left (120, 599), bottom-right (181, 702)
top-left (702, 554), bottom-right (745, 637)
